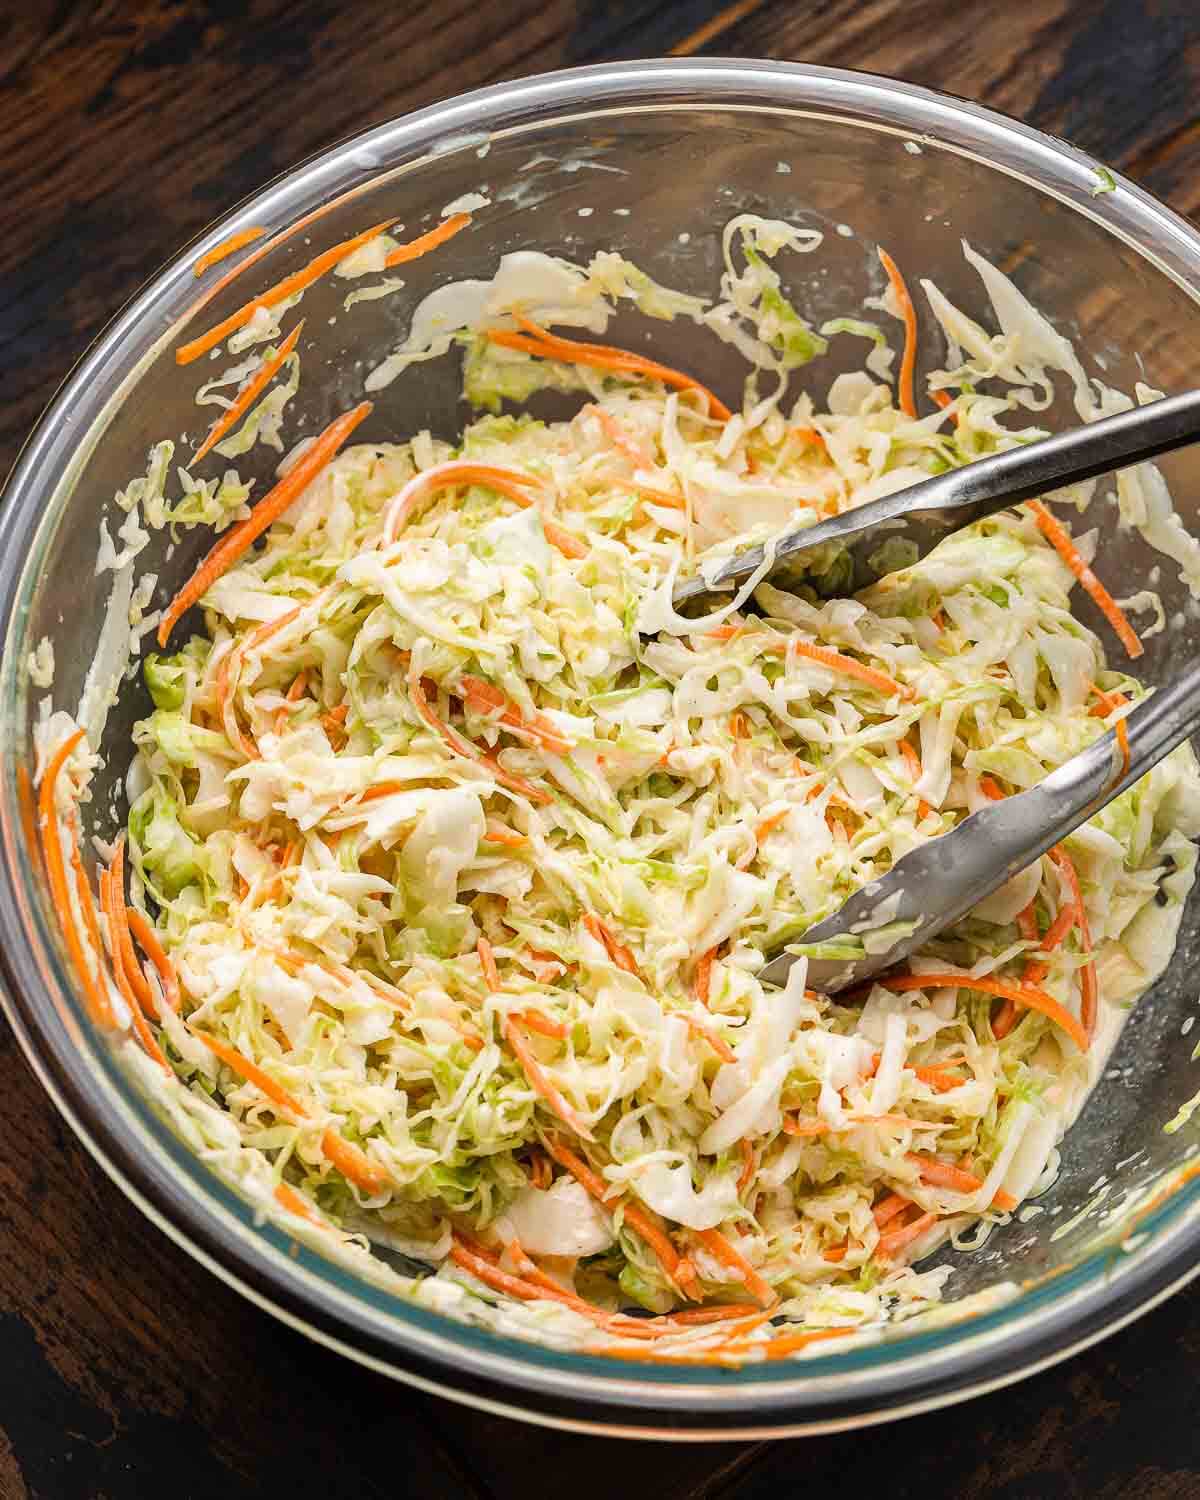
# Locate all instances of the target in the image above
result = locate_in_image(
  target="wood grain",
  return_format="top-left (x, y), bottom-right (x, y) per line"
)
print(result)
top-left (3, 2), bottom-right (1200, 1496)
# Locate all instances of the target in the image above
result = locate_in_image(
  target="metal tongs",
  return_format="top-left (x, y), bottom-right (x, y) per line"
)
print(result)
top-left (670, 391), bottom-right (1200, 994)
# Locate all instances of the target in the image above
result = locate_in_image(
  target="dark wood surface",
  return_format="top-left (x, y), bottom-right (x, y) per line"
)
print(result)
top-left (3, 3), bottom-right (1200, 1495)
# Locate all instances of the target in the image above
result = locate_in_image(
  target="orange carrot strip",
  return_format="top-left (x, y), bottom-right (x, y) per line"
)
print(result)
top-left (38, 730), bottom-right (113, 1028)
top-left (693, 946), bottom-right (716, 1006)
top-left (192, 1030), bottom-right (308, 1116)
top-left (1026, 500), bottom-right (1142, 658)
top-left (1115, 718), bottom-right (1131, 782)
top-left (1089, 684), bottom-right (1130, 717)
top-left (489, 317), bottom-right (732, 421)
top-left (782, 1116), bottom-right (829, 1137)
top-left (477, 935), bottom-right (501, 993)
top-left (1049, 847), bottom-right (1098, 1039)
top-left (384, 460), bottom-right (540, 538)
top-left (737, 1139), bottom-right (756, 1196)
top-left (449, 1236), bottom-right (588, 1313)
top-left (126, 907), bottom-right (181, 1012)
top-left (823, 1243), bottom-right (849, 1262)
top-left (877, 247), bottom-right (918, 419)
top-left (788, 426), bottom-right (827, 454)
top-left (504, 1017), bottom-right (593, 1140)
top-left (512, 1010), bottom-right (570, 1040)
top-left (320, 1127), bottom-right (388, 1194)
top-left (751, 1325), bottom-right (856, 1361)
top-left (458, 673), bottom-right (571, 754)
top-left (992, 1188), bottom-right (1019, 1213)
top-left (192, 320), bottom-right (305, 462)
top-left (543, 1136), bottom-right (691, 1290)
top-left (407, 664), bottom-right (552, 805)
top-left (587, 404), bottom-right (655, 467)
top-left (877, 1211), bottom-right (938, 1259)
top-left (977, 774), bottom-right (1007, 802)
top-left (483, 825), bottom-right (528, 848)
top-left (383, 212), bottom-right (472, 268)
top-left (193, 227), bottom-right (267, 276)
top-left (274, 1181), bottom-right (330, 1231)
top-left (897, 738), bottom-right (933, 818)
top-left (1016, 899), bottom-right (1040, 944)
top-left (99, 862), bottom-right (171, 1072)
top-left (108, 837), bottom-right (157, 1016)
top-left (582, 912), bottom-right (641, 977)
top-left (68, 823), bottom-right (104, 970)
top-left (1040, 901), bottom-right (1077, 952)
top-left (695, 1228), bottom-right (776, 1309)
top-left (907, 1153), bottom-right (983, 1195)
top-left (754, 808), bottom-right (789, 842)
top-left (882, 972), bottom-right (1088, 1053)
top-left (176, 220), bottom-right (393, 364)
top-left (160, 403), bottom-right (372, 645)
top-left (872, 1192), bottom-right (913, 1229)
top-left (686, 1015), bottom-right (736, 1064)
top-left (706, 624), bottom-right (912, 700)
top-left (628, 480), bottom-right (687, 511)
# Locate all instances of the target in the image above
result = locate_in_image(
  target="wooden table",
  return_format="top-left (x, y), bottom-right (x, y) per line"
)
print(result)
top-left (3, 3), bottom-right (1200, 1495)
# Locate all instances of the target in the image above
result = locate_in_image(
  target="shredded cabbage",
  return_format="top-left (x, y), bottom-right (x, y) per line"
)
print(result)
top-left (58, 220), bottom-right (1200, 1364)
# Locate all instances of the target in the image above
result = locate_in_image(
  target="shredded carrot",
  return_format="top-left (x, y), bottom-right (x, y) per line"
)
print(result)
top-left (898, 738), bottom-right (933, 818)
top-left (912, 1060), bottom-right (966, 1093)
top-left (382, 459), bottom-right (588, 559)
top-left (320, 1127), bottom-right (388, 1194)
top-left (751, 1325), bottom-right (856, 1362)
top-left (37, 729), bottom-right (113, 1028)
top-left (1026, 500), bottom-right (1142, 658)
top-left (192, 320), bottom-right (304, 463)
top-left (1016, 898), bottom-right (1039, 944)
top-left (1049, 847), bottom-right (1097, 1039)
top-left (528, 1150), bottom-right (552, 1191)
top-left (728, 711), bottom-right (749, 741)
top-left (754, 808), bottom-right (789, 843)
top-left (686, 1015), bottom-right (737, 1064)
top-left (706, 624), bottom-right (913, 700)
top-left (129, 900), bottom-right (183, 1008)
top-left (782, 1116), bottom-right (829, 1137)
top-left (458, 673), bottom-right (571, 754)
top-left (977, 774), bottom-right (1007, 802)
top-left (1040, 902), bottom-right (1077, 952)
top-left (511, 1010), bottom-right (569, 1040)
top-left (176, 219), bottom-right (393, 365)
top-left (877, 1211), bottom-right (938, 1259)
top-left (1089, 683), bottom-right (1130, 717)
top-left (450, 1236), bottom-right (589, 1314)
top-left (737, 1138), bottom-right (756, 1196)
top-left (543, 1136), bottom-right (691, 1290)
top-left (877, 247), bottom-right (918, 419)
top-left (68, 823), bottom-right (104, 972)
top-left (695, 1227), bottom-right (776, 1308)
top-left (627, 480), bottom-right (687, 511)
top-left (108, 837), bottom-right (158, 1016)
top-left (383, 211), bottom-right (472, 268)
top-left (882, 971), bottom-right (1088, 1053)
top-left (99, 862), bottom-right (170, 1073)
top-left (992, 1188), bottom-right (1019, 1213)
top-left (693, 946), bottom-right (716, 1006)
top-left (872, 1192), bottom-right (913, 1229)
top-left (488, 316), bottom-right (732, 421)
top-left (587, 404), bottom-right (655, 467)
top-left (483, 825), bottom-right (528, 848)
top-left (789, 426), bottom-right (827, 454)
top-left (407, 664), bottom-right (552, 805)
top-left (160, 402), bottom-right (372, 645)
top-left (504, 1018), bottom-right (593, 1139)
top-left (274, 1181), bottom-right (329, 1231)
top-left (582, 912), bottom-right (641, 977)
top-left (908, 1153), bottom-right (983, 1196)
top-left (1115, 717), bottom-right (1131, 782)
top-left (192, 1029), bottom-right (308, 1116)
top-left (823, 1243), bottom-right (849, 1263)
top-left (193, 226), bottom-right (268, 277)
top-left (477, 936), bottom-right (501, 993)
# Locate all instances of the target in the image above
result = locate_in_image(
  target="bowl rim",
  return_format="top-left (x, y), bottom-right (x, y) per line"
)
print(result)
top-left (3, 56), bottom-right (1200, 1437)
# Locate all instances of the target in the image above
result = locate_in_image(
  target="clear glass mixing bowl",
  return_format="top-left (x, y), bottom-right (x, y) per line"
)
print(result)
top-left (3, 60), bottom-right (1200, 1439)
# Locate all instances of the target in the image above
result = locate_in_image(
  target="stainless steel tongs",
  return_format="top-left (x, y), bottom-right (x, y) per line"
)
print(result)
top-left (668, 391), bottom-right (1200, 994)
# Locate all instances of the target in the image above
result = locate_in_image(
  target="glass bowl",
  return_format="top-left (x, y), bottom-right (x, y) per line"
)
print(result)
top-left (3, 59), bottom-right (1200, 1439)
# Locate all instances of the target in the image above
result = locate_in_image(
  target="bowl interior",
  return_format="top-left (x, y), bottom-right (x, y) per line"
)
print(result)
top-left (5, 67), bottom-right (1200, 1428)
